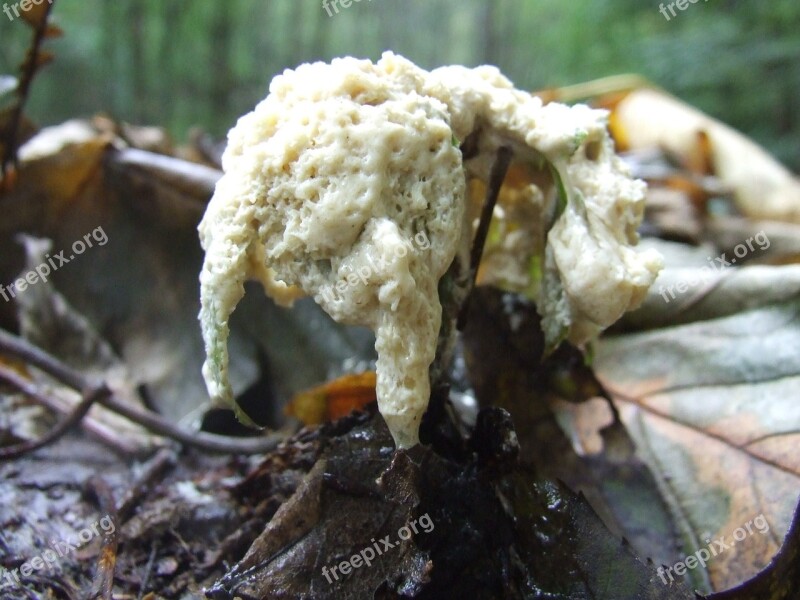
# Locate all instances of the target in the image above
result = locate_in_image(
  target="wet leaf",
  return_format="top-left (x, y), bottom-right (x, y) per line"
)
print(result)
top-left (210, 408), bottom-right (695, 599)
top-left (618, 237), bottom-right (800, 332)
top-left (461, 286), bottom-right (683, 573)
top-left (706, 504), bottom-right (800, 600)
top-left (595, 300), bottom-right (800, 592)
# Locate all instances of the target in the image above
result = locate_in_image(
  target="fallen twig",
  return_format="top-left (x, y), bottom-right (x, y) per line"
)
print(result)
top-left (85, 477), bottom-right (118, 600)
top-left (0, 363), bottom-right (108, 460)
top-left (1, 0), bottom-right (58, 186)
top-left (116, 447), bottom-right (177, 521)
top-left (85, 448), bottom-right (176, 600)
top-left (0, 328), bottom-right (86, 389)
top-left (457, 145), bottom-right (513, 330)
top-left (0, 328), bottom-right (285, 454)
top-left (469, 146), bottom-right (514, 276)
top-left (137, 541), bottom-right (158, 600)
top-left (7, 381), bottom-right (141, 455)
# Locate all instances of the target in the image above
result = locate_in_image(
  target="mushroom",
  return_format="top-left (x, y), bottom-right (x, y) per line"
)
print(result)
top-left (198, 52), bottom-right (662, 449)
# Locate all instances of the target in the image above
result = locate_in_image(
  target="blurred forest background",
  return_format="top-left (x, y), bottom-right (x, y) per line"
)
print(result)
top-left (1, 0), bottom-right (799, 170)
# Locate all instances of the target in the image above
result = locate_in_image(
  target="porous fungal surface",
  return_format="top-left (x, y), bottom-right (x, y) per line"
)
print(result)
top-left (198, 52), bottom-right (662, 449)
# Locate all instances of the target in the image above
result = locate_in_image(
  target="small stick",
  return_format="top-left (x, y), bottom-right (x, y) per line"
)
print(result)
top-left (86, 448), bottom-right (176, 599)
top-left (1, 0), bottom-right (57, 183)
top-left (0, 364), bottom-right (108, 460)
top-left (85, 477), bottom-right (118, 600)
top-left (137, 541), bottom-right (158, 600)
top-left (469, 146), bottom-right (514, 275)
top-left (0, 328), bottom-right (85, 390)
top-left (457, 145), bottom-right (513, 330)
top-left (0, 329), bottom-right (284, 454)
top-left (21, 388), bottom-right (141, 455)
top-left (116, 447), bottom-right (176, 521)
top-left (99, 393), bottom-right (285, 454)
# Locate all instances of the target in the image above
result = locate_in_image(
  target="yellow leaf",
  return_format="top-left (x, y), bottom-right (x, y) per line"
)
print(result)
top-left (284, 371), bottom-right (377, 426)
top-left (613, 88), bottom-right (800, 223)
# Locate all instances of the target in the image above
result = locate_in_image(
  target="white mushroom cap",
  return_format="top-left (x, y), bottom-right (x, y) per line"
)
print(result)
top-left (198, 52), bottom-right (662, 449)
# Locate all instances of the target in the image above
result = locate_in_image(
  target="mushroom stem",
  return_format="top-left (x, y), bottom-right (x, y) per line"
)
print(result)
top-left (457, 145), bottom-right (514, 331)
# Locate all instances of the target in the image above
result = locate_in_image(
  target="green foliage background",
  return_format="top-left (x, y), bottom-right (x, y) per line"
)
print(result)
top-left (1, 0), bottom-right (798, 170)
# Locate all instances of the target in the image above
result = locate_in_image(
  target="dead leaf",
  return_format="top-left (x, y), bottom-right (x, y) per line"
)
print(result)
top-left (461, 286), bottom-right (683, 572)
top-left (619, 240), bottom-right (800, 332)
top-left (284, 371), bottom-right (377, 426)
top-left (595, 300), bottom-right (800, 592)
top-left (211, 408), bottom-right (695, 599)
top-left (1, 120), bottom-right (376, 425)
top-left (706, 504), bottom-right (800, 600)
top-left (612, 88), bottom-right (800, 223)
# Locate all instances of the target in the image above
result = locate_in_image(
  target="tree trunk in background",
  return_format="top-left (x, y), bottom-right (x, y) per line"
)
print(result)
top-left (158, 0), bottom-right (183, 135)
top-left (209, 1), bottom-right (233, 132)
top-left (128, 0), bottom-right (146, 122)
top-left (480, 0), bottom-right (498, 66)
top-left (101, 0), bottom-right (120, 118)
top-left (306, 1), bottom-right (329, 64)
top-left (1, 0), bottom-right (792, 169)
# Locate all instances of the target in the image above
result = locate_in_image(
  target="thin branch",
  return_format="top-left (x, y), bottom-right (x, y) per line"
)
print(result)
top-left (0, 328), bottom-right (86, 390)
top-left (532, 73), bottom-right (653, 104)
top-left (14, 385), bottom-right (141, 455)
top-left (85, 448), bottom-right (175, 599)
top-left (1, 0), bottom-right (57, 182)
top-left (116, 447), bottom-right (176, 521)
top-left (0, 328), bottom-right (284, 454)
top-left (469, 145), bottom-right (513, 274)
top-left (99, 393), bottom-right (285, 454)
top-left (85, 477), bottom-right (118, 600)
top-left (457, 145), bottom-right (513, 330)
top-left (137, 542), bottom-right (158, 600)
top-left (0, 364), bottom-right (108, 460)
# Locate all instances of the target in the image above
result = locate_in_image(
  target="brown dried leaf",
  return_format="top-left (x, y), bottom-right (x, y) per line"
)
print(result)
top-left (595, 300), bottom-right (800, 592)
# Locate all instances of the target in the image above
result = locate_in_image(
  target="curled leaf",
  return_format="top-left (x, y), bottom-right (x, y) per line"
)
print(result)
top-left (284, 371), bottom-right (377, 426)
